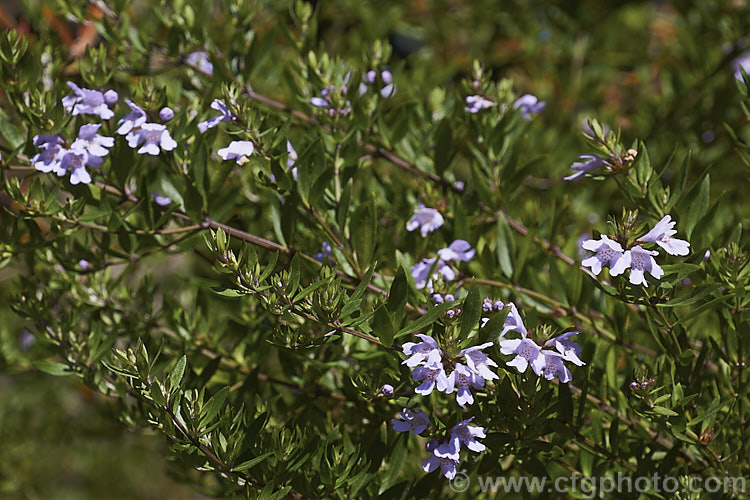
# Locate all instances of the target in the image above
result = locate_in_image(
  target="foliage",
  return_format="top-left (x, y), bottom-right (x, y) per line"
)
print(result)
top-left (1, 0), bottom-right (749, 498)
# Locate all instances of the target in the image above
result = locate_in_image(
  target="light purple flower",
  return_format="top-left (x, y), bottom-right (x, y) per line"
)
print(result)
top-left (513, 94), bottom-right (545, 120)
top-left (538, 351), bottom-right (572, 382)
top-left (61, 82), bottom-right (115, 120)
top-left (218, 140), bottom-right (255, 164)
top-left (564, 154), bottom-right (608, 181)
top-left (198, 99), bottom-right (235, 133)
top-left (78, 259), bottom-right (91, 270)
top-left (31, 135), bottom-right (66, 175)
top-left (381, 384), bottom-right (394, 397)
top-left (412, 362), bottom-right (451, 396)
top-left (500, 303), bottom-right (528, 338)
top-left (126, 123), bottom-right (177, 155)
top-left (423, 442), bottom-right (459, 479)
top-left (152, 193), bottom-right (172, 206)
top-left (116, 99), bottom-right (147, 135)
top-left (410, 257), bottom-right (455, 290)
top-left (401, 334), bottom-right (442, 367)
top-left (287, 140), bottom-right (298, 180)
top-left (622, 246), bottom-right (664, 287)
top-left (186, 50), bottom-right (213, 75)
top-left (445, 363), bottom-right (484, 407)
top-left (460, 342), bottom-right (499, 381)
top-left (406, 205), bottom-right (444, 237)
top-left (499, 337), bottom-right (545, 375)
top-left (104, 90), bottom-right (118, 106)
top-left (448, 417), bottom-right (486, 455)
top-left (581, 235), bottom-right (628, 276)
top-left (437, 240), bottom-right (476, 262)
top-left (59, 146), bottom-right (100, 185)
top-left (639, 215), bottom-right (690, 256)
top-left (465, 95), bottom-right (495, 113)
top-left (71, 124), bottom-right (114, 158)
top-left (312, 241), bottom-right (333, 263)
top-left (311, 97), bottom-right (329, 108)
top-left (159, 107), bottom-right (174, 122)
top-left (544, 331), bottom-right (585, 367)
top-left (391, 408), bottom-right (430, 435)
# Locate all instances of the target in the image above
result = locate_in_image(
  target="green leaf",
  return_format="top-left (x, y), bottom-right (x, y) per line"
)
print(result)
top-left (433, 118), bottom-right (454, 175)
top-left (651, 406), bottom-right (678, 417)
top-left (210, 286), bottom-right (245, 297)
top-left (233, 452), bottom-right (274, 473)
top-left (496, 217), bottom-right (514, 278)
top-left (199, 386), bottom-right (229, 429)
top-left (386, 266), bottom-right (408, 327)
top-left (33, 360), bottom-right (71, 376)
top-left (684, 174), bottom-right (709, 239)
top-left (351, 201), bottom-right (377, 266)
top-left (396, 302), bottom-right (456, 338)
top-left (372, 306), bottom-right (394, 347)
top-left (459, 282), bottom-right (482, 340)
top-left (170, 355), bottom-right (187, 390)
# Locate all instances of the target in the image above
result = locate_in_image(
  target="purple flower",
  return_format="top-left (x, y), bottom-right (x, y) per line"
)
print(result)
top-left (437, 240), bottom-right (476, 262)
top-left (639, 215), bottom-right (690, 256)
top-left (312, 241), bottom-right (333, 263)
top-left (59, 147), bottom-right (100, 185)
top-left (448, 417), bottom-right (486, 455)
top-left (61, 82), bottom-right (116, 120)
top-left (445, 363), bottom-right (485, 407)
top-left (152, 193), bottom-right (172, 206)
top-left (31, 135), bottom-right (66, 175)
top-left (311, 97), bottom-right (329, 108)
top-left (159, 107), bottom-right (174, 122)
top-left (460, 342), bottom-right (499, 382)
top-left (410, 257), bottom-right (455, 290)
top-left (401, 334), bottom-right (442, 367)
top-left (423, 442), bottom-right (459, 479)
top-left (391, 408), bottom-right (429, 435)
top-left (412, 362), bottom-right (452, 396)
top-left (71, 124), bottom-right (114, 159)
top-left (116, 100), bottom-right (147, 135)
top-left (126, 123), bottom-right (177, 155)
top-left (186, 50), bottom-right (214, 75)
top-left (499, 337), bottom-right (545, 375)
top-left (78, 259), bottom-right (91, 270)
top-left (564, 154), bottom-right (608, 181)
top-left (381, 384), bottom-right (394, 397)
top-left (581, 235), bottom-right (628, 276)
top-left (465, 94), bottom-right (495, 113)
top-left (500, 303), bottom-right (528, 338)
top-left (104, 90), bottom-right (118, 106)
top-left (622, 246), bottom-right (664, 287)
top-left (198, 99), bottom-right (235, 133)
top-left (544, 331), bottom-right (585, 367)
top-left (538, 351), bottom-right (572, 382)
top-left (513, 94), bottom-right (545, 120)
top-left (406, 205), bottom-right (444, 237)
top-left (218, 140), bottom-right (255, 164)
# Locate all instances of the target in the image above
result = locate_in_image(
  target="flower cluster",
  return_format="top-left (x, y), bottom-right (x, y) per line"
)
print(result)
top-left (498, 304), bottom-right (585, 383)
top-left (311, 85), bottom-right (352, 116)
top-left (391, 409), bottom-right (486, 479)
top-left (581, 215), bottom-right (690, 287)
top-left (402, 334), bottom-right (498, 407)
top-left (358, 68), bottom-right (395, 98)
